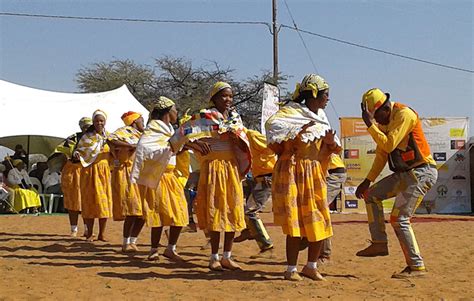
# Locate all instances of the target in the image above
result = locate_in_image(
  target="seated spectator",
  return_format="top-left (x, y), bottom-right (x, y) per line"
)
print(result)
top-left (42, 168), bottom-right (62, 194)
top-left (0, 163), bottom-right (15, 212)
top-left (7, 159), bottom-right (41, 213)
top-left (29, 161), bottom-right (48, 184)
top-left (12, 144), bottom-right (28, 165)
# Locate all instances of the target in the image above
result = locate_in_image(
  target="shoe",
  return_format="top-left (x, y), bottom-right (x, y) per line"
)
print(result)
top-left (301, 266), bottom-right (326, 281)
top-left (209, 258), bottom-right (224, 271)
top-left (284, 271), bottom-right (303, 281)
top-left (163, 248), bottom-right (184, 262)
top-left (220, 257), bottom-right (242, 270)
top-left (317, 257), bottom-right (331, 266)
top-left (147, 250), bottom-right (159, 261)
top-left (70, 231), bottom-right (78, 238)
top-left (391, 266), bottom-right (427, 279)
top-left (250, 246), bottom-right (274, 259)
top-left (234, 229), bottom-right (252, 243)
top-left (356, 240), bottom-right (388, 257)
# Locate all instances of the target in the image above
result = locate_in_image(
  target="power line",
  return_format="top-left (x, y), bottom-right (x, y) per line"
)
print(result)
top-left (0, 12), bottom-right (271, 29)
top-left (282, 0), bottom-right (341, 120)
top-left (282, 0), bottom-right (319, 74)
top-left (1, 11), bottom-right (472, 74)
top-left (281, 24), bottom-right (473, 74)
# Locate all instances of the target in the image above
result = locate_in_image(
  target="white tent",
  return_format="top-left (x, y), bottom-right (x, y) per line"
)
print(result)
top-left (0, 79), bottom-right (149, 156)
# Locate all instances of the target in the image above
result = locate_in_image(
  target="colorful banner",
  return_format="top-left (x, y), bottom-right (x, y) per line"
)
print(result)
top-left (340, 117), bottom-right (470, 214)
top-left (261, 82), bottom-right (280, 135)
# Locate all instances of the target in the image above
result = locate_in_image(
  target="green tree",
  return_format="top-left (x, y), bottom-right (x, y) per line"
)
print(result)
top-left (76, 56), bottom-right (287, 129)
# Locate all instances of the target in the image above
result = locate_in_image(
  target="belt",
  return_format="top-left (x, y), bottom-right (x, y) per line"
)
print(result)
top-left (413, 163), bottom-right (437, 169)
top-left (328, 167), bottom-right (346, 174)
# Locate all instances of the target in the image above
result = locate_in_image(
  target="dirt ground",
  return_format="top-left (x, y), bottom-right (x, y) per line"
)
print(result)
top-left (0, 212), bottom-right (473, 300)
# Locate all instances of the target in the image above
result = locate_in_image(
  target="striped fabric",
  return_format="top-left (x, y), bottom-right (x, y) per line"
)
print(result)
top-left (170, 108), bottom-right (251, 177)
top-left (130, 120), bottom-right (174, 189)
top-left (75, 130), bottom-right (109, 167)
top-left (265, 101), bottom-right (340, 146)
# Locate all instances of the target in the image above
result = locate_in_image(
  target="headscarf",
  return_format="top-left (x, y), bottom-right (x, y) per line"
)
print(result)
top-left (291, 74), bottom-right (330, 101)
top-left (121, 111), bottom-right (142, 126)
top-left (12, 159), bottom-right (23, 167)
top-left (208, 81), bottom-right (232, 107)
top-left (92, 109), bottom-right (107, 121)
top-left (153, 96), bottom-right (175, 110)
top-left (78, 117), bottom-right (93, 130)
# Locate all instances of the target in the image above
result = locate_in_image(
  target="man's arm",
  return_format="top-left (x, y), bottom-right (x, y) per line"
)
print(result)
top-left (367, 108), bottom-right (417, 153)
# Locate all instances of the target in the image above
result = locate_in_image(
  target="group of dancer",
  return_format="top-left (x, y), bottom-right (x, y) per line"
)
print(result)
top-left (59, 74), bottom-right (437, 281)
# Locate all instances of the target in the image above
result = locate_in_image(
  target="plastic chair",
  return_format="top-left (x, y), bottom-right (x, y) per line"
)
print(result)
top-left (30, 177), bottom-right (61, 214)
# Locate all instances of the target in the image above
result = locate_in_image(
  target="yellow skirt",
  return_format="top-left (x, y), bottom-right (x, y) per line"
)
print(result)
top-left (111, 157), bottom-right (142, 221)
top-left (80, 153), bottom-right (113, 219)
top-left (272, 155), bottom-right (333, 242)
top-left (61, 160), bottom-right (82, 212)
top-left (195, 151), bottom-right (246, 232)
top-left (12, 186), bottom-right (41, 212)
top-left (139, 168), bottom-right (188, 228)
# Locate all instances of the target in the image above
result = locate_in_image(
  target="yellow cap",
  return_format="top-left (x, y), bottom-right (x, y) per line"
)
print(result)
top-left (362, 88), bottom-right (388, 114)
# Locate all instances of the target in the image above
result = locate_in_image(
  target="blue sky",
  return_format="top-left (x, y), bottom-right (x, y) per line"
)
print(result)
top-left (0, 0), bottom-right (472, 132)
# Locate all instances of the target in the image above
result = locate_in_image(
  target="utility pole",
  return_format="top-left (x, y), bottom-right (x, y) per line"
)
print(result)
top-left (272, 0), bottom-right (278, 84)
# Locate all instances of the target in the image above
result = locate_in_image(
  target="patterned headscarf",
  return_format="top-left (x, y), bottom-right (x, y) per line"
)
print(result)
top-left (153, 96), bottom-right (175, 110)
top-left (121, 111), bottom-right (142, 126)
top-left (78, 117), bottom-right (93, 130)
top-left (291, 74), bottom-right (329, 101)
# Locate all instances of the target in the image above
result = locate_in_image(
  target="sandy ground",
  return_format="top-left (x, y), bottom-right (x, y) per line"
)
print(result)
top-left (0, 212), bottom-right (473, 300)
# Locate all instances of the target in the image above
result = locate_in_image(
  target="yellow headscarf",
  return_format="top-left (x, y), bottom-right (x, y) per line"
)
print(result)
top-left (92, 109), bottom-right (107, 121)
top-left (291, 74), bottom-right (329, 101)
top-left (153, 96), bottom-right (175, 110)
top-left (121, 111), bottom-right (142, 126)
top-left (12, 159), bottom-right (23, 167)
top-left (209, 81), bottom-right (232, 105)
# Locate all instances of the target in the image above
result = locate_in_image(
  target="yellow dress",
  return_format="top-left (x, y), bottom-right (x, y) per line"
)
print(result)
top-left (61, 160), bottom-right (82, 212)
top-left (111, 148), bottom-right (142, 221)
top-left (195, 137), bottom-right (246, 232)
top-left (12, 186), bottom-right (41, 212)
top-left (80, 148), bottom-right (113, 219)
top-left (139, 164), bottom-right (188, 227)
top-left (272, 137), bottom-right (333, 242)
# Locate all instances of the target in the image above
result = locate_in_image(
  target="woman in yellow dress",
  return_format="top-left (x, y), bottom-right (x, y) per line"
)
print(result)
top-left (61, 117), bottom-right (92, 237)
top-left (265, 74), bottom-right (340, 281)
top-left (74, 110), bottom-right (112, 242)
top-left (130, 97), bottom-right (189, 262)
top-left (7, 159), bottom-right (41, 213)
top-left (170, 82), bottom-right (251, 271)
top-left (108, 111), bottom-right (145, 252)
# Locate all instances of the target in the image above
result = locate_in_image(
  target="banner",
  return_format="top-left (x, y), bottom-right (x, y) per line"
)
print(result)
top-left (340, 116), bottom-right (470, 214)
top-left (261, 82), bottom-right (280, 135)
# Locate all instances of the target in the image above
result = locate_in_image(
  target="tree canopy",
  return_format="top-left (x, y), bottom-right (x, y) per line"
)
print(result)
top-left (76, 56), bottom-right (287, 129)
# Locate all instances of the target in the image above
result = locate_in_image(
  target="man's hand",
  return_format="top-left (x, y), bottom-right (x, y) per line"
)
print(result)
top-left (355, 178), bottom-right (371, 199)
top-left (361, 103), bottom-right (373, 128)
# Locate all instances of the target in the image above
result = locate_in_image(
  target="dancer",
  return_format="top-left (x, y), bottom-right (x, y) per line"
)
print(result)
top-left (74, 110), bottom-right (112, 242)
top-left (108, 111), bottom-right (145, 252)
top-left (131, 97), bottom-right (188, 262)
top-left (355, 88), bottom-right (437, 278)
top-left (266, 74), bottom-right (339, 281)
top-left (170, 81), bottom-right (251, 271)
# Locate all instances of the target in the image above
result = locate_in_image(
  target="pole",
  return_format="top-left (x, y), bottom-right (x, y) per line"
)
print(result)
top-left (272, 0), bottom-right (278, 84)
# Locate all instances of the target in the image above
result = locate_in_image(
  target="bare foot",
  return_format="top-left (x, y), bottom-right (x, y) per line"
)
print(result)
top-left (86, 235), bottom-right (95, 242)
top-left (97, 235), bottom-right (108, 242)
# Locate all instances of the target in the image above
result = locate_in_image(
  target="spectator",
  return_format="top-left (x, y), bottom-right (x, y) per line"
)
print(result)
top-left (7, 159), bottom-right (41, 213)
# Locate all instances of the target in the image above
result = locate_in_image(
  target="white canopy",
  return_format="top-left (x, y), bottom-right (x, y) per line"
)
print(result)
top-left (0, 79), bottom-right (149, 155)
